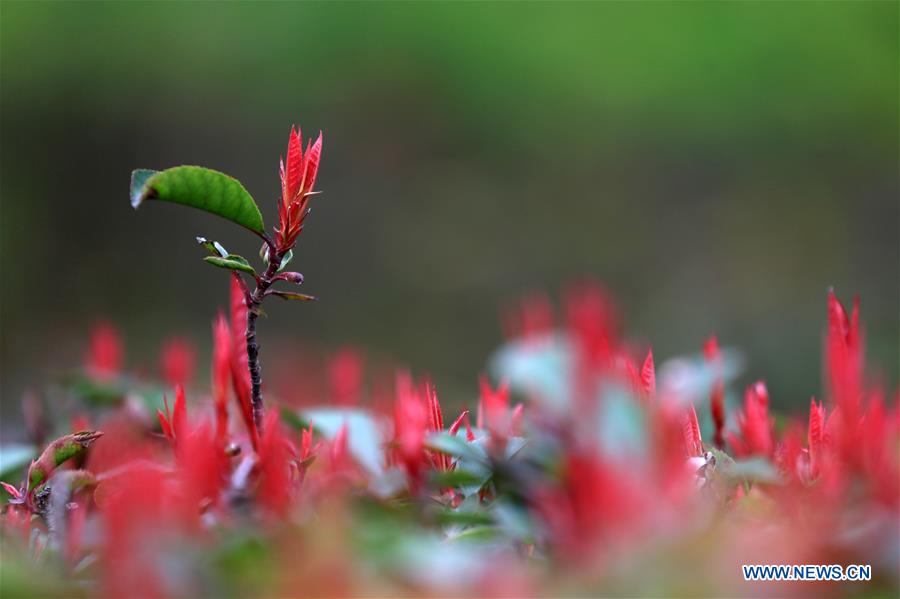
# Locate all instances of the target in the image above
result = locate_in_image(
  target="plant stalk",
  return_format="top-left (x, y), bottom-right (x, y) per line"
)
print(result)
top-left (245, 243), bottom-right (281, 435)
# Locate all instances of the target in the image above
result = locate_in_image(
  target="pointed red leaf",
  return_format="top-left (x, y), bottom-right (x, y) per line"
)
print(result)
top-left (1, 481), bottom-right (22, 500)
top-left (683, 404), bottom-right (703, 457)
top-left (641, 349), bottom-right (656, 397)
top-left (283, 126), bottom-right (304, 205)
top-left (301, 131), bottom-right (322, 194)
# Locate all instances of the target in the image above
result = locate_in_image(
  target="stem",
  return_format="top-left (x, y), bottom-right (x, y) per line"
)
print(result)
top-left (245, 246), bottom-right (282, 435)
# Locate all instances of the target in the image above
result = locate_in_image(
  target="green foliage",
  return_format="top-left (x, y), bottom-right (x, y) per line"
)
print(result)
top-left (204, 254), bottom-right (256, 276)
top-left (426, 432), bottom-right (484, 463)
top-left (300, 408), bottom-right (386, 476)
top-left (130, 166), bottom-right (265, 234)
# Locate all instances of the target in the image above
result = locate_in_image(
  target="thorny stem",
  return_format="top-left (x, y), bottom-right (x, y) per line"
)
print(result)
top-left (245, 234), bottom-right (281, 436)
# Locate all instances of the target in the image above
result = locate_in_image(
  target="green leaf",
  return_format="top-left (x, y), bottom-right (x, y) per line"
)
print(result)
top-left (279, 406), bottom-right (311, 432)
top-left (429, 469), bottom-right (488, 489)
top-left (426, 433), bottom-right (484, 463)
top-left (271, 291), bottom-right (317, 301)
top-left (130, 166), bottom-right (265, 234)
top-left (493, 502), bottom-right (535, 542)
top-left (300, 408), bottom-right (386, 476)
top-left (434, 510), bottom-right (493, 527)
top-left (723, 456), bottom-right (781, 485)
top-left (204, 254), bottom-right (256, 276)
top-left (504, 436), bottom-right (528, 460)
top-left (447, 526), bottom-right (500, 543)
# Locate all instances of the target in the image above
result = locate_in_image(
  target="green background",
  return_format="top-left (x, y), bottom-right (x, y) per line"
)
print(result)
top-left (1, 2), bottom-right (897, 420)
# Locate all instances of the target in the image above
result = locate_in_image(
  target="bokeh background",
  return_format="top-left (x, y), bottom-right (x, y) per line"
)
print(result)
top-left (1, 1), bottom-right (897, 424)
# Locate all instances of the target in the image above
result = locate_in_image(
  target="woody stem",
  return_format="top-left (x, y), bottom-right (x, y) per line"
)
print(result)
top-left (245, 245), bottom-right (282, 435)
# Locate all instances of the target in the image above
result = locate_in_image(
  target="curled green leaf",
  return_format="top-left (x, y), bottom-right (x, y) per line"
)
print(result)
top-left (130, 166), bottom-right (265, 234)
top-left (27, 431), bottom-right (103, 492)
top-left (204, 255), bottom-right (257, 276)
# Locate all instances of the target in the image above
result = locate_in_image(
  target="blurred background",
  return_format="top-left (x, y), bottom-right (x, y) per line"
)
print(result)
top-left (1, 2), bottom-right (897, 423)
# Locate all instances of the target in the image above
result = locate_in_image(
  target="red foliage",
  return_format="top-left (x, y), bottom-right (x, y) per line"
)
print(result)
top-left (704, 336), bottom-right (726, 449)
top-left (276, 126), bottom-right (323, 253)
top-left (329, 347), bottom-right (364, 406)
top-left (156, 384), bottom-right (187, 448)
top-left (5, 279), bottom-right (898, 597)
top-left (682, 403), bottom-right (704, 458)
top-left (86, 321), bottom-right (123, 380)
top-left (728, 381), bottom-right (775, 458)
top-left (256, 411), bottom-right (294, 517)
top-left (212, 313), bottom-right (231, 445)
top-left (159, 337), bottom-right (196, 387)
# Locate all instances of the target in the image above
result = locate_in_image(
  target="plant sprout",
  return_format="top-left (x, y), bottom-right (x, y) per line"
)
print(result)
top-left (130, 127), bottom-right (322, 433)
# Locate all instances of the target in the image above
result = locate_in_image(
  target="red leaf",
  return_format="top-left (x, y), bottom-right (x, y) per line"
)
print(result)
top-left (328, 347), bottom-right (363, 406)
top-left (1, 481), bottom-right (22, 500)
top-left (156, 409), bottom-right (172, 442)
top-left (160, 337), bottom-right (196, 387)
top-left (683, 404), bottom-right (703, 457)
top-left (302, 131), bottom-right (323, 194)
top-left (173, 384), bottom-right (187, 440)
top-left (808, 398), bottom-right (826, 478)
top-left (826, 289), bottom-right (863, 416)
top-left (86, 321), bottom-right (123, 380)
top-left (703, 336), bottom-right (720, 361)
top-left (283, 126), bottom-right (304, 205)
top-left (641, 349), bottom-right (656, 397)
top-left (730, 381), bottom-right (774, 458)
top-left (212, 313), bottom-right (231, 444)
top-left (257, 411), bottom-right (293, 516)
top-left (704, 336), bottom-right (725, 448)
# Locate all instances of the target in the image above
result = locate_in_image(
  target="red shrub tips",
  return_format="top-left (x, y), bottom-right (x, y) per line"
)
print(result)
top-left (3, 284), bottom-right (899, 596)
top-left (159, 337), bottom-right (196, 388)
top-left (85, 321), bottom-right (123, 381)
top-left (156, 385), bottom-right (187, 448)
top-left (8, 126), bottom-right (900, 595)
top-left (704, 336), bottom-right (726, 449)
top-left (728, 381), bottom-right (775, 458)
top-left (275, 126), bottom-right (323, 253)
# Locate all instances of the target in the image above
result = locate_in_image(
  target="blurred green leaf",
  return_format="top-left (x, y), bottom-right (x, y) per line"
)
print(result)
top-left (62, 373), bottom-right (128, 405)
top-left (301, 407), bottom-right (386, 476)
top-left (493, 502), bottom-right (535, 543)
top-left (448, 526), bottom-right (500, 544)
top-left (204, 254), bottom-right (256, 276)
top-left (504, 436), bottom-right (528, 460)
top-left (130, 166), bottom-right (265, 234)
top-left (429, 469), bottom-right (487, 489)
top-left (434, 509), bottom-right (493, 527)
top-left (279, 406), bottom-right (311, 432)
top-left (212, 535), bottom-right (275, 597)
top-left (490, 334), bottom-right (571, 412)
top-left (426, 433), bottom-right (483, 463)
top-left (723, 457), bottom-right (781, 485)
